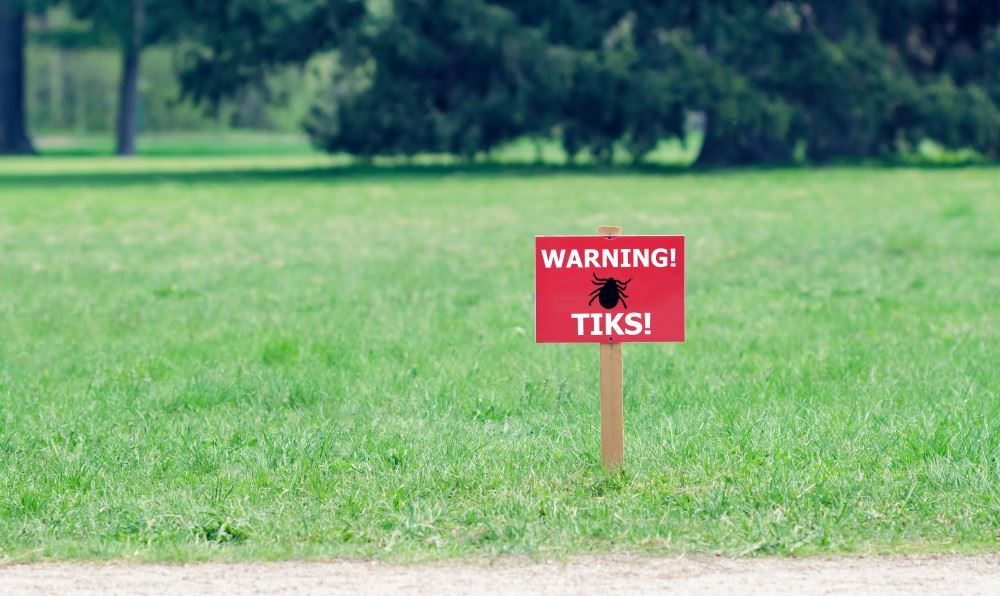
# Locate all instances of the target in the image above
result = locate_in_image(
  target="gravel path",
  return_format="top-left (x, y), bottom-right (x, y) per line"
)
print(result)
top-left (2, 555), bottom-right (998, 595)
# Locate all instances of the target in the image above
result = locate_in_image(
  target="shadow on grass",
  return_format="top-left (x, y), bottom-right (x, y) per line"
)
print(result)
top-left (0, 162), bottom-right (691, 188)
top-left (0, 159), bottom-right (994, 189)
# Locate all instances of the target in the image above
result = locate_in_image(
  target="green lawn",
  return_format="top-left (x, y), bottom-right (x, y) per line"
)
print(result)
top-left (30, 131), bottom-right (702, 165)
top-left (0, 156), bottom-right (997, 561)
top-left (33, 132), bottom-right (320, 157)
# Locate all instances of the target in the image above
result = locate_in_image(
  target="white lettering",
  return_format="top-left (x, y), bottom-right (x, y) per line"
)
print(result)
top-left (567, 250), bottom-right (583, 268)
top-left (590, 313), bottom-right (602, 335)
top-left (624, 312), bottom-right (643, 335)
top-left (606, 313), bottom-right (624, 335)
top-left (541, 249), bottom-right (565, 268)
top-left (541, 247), bottom-right (676, 268)
top-left (601, 249), bottom-right (618, 268)
top-left (651, 248), bottom-right (671, 267)
top-left (633, 249), bottom-right (649, 267)
top-left (569, 312), bottom-right (653, 337)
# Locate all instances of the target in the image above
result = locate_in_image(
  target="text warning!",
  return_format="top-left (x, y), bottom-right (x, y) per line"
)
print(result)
top-left (535, 235), bottom-right (685, 343)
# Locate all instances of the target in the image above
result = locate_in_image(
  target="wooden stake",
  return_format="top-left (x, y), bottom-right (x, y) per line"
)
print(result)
top-left (597, 225), bottom-right (624, 470)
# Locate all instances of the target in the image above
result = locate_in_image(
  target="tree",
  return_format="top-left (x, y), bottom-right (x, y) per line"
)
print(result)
top-left (308, 0), bottom-right (564, 159)
top-left (682, 0), bottom-right (1000, 163)
top-left (0, 0), bottom-right (34, 154)
top-left (115, 0), bottom-right (142, 155)
top-left (68, 0), bottom-right (182, 155)
top-left (174, 0), bottom-right (1000, 164)
top-left (175, 0), bottom-right (366, 108)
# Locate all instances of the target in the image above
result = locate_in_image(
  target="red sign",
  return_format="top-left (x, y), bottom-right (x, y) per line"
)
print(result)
top-left (535, 235), bottom-right (685, 343)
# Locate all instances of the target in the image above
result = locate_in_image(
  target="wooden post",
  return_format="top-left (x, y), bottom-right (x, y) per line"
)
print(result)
top-left (598, 225), bottom-right (624, 470)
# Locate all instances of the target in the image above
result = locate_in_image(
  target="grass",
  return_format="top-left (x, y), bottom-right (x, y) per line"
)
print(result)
top-left (33, 131), bottom-right (320, 157)
top-left (32, 129), bottom-right (982, 166)
top-left (31, 130), bottom-right (702, 165)
top-left (0, 154), bottom-right (998, 562)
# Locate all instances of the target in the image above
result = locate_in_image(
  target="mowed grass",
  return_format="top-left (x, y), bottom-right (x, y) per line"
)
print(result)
top-left (0, 157), bottom-right (998, 561)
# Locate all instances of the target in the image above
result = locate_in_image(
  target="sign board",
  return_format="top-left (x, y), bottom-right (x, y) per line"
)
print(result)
top-left (535, 235), bottom-right (685, 344)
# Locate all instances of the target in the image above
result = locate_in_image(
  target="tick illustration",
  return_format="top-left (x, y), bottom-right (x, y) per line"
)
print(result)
top-left (589, 272), bottom-right (631, 309)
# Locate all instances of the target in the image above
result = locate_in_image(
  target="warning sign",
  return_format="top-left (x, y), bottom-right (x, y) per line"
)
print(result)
top-left (535, 235), bottom-right (685, 343)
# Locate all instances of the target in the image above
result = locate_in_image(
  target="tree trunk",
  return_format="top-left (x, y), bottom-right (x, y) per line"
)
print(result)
top-left (693, 110), bottom-right (727, 167)
top-left (0, 2), bottom-right (34, 154)
top-left (115, 0), bottom-right (144, 156)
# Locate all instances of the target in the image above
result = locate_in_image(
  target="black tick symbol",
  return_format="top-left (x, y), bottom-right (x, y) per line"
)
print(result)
top-left (589, 272), bottom-right (631, 309)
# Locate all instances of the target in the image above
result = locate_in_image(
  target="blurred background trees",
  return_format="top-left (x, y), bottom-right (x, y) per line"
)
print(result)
top-left (0, 0), bottom-right (35, 153)
top-left (64, 0), bottom-right (187, 155)
top-left (2, 0), bottom-right (999, 163)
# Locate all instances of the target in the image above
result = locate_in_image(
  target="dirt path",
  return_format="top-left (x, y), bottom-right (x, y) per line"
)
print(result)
top-left (2, 555), bottom-right (998, 595)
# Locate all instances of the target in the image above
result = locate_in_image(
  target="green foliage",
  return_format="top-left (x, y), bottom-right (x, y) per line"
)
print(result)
top-left (18, 0), bottom-right (1000, 162)
top-left (914, 81), bottom-right (1000, 157)
top-left (294, 0), bottom-right (1000, 164)
top-left (175, 0), bottom-right (365, 108)
top-left (65, 0), bottom-right (178, 47)
top-left (309, 0), bottom-right (561, 159)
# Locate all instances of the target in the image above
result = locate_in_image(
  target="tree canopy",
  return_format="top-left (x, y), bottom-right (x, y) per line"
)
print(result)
top-left (6, 0), bottom-right (999, 162)
top-left (297, 0), bottom-right (1000, 164)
